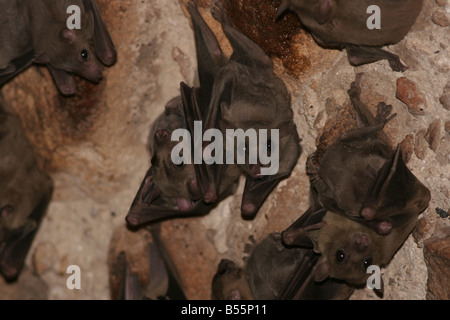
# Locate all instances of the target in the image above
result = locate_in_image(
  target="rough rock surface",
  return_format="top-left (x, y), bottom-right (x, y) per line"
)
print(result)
top-left (0, 0), bottom-right (449, 300)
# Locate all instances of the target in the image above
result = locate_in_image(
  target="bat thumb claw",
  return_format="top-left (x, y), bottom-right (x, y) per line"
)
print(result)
top-left (241, 202), bottom-right (257, 220)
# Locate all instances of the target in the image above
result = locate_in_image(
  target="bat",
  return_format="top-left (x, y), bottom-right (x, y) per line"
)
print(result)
top-left (204, 0), bottom-right (302, 219)
top-left (212, 217), bottom-right (353, 300)
top-left (277, 0), bottom-right (423, 71)
top-left (281, 75), bottom-right (431, 290)
top-left (11, 0), bottom-right (117, 95)
top-left (0, 97), bottom-right (54, 282)
top-left (306, 74), bottom-right (431, 236)
top-left (0, 0), bottom-right (33, 87)
top-left (108, 224), bottom-right (186, 300)
top-left (126, 1), bottom-right (242, 227)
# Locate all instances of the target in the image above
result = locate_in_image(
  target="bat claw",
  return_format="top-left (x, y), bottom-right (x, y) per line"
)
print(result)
top-left (241, 202), bottom-right (257, 220)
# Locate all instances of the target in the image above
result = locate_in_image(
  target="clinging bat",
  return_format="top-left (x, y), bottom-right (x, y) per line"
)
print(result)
top-left (282, 75), bottom-right (431, 290)
top-left (0, 97), bottom-right (53, 281)
top-left (0, 0), bottom-right (33, 86)
top-left (7, 0), bottom-right (117, 95)
top-left (278, 0), bottom-right (423, 71)
top-left (205, 0), bottom-right (302, 219)
top-left (108, 224), bottom-right (186, 300)
top-left (306, 74), bottom-right (430, 236)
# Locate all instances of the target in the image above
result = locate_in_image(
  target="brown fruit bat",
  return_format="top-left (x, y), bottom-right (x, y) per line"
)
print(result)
top-left (0, 97), bottom-right (53, 281)
top-left (126, 96), bottom-right (221, 226)
top-left (126, 1), bottom-right (242, 227)
top-left (212, 213), bottom-right (353, 300)
top-left (203, 0), bottom-right (302, 219)
top-left (282, 74), bottom-right (431, 291)
top-left (108, 224), bottom-right (186, 300)
top-left (1, 0), bottom-right (117, 95)
top-left (277, 0), bottom-right (423, 71)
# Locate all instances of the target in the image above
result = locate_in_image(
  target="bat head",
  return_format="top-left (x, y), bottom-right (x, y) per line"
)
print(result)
top-left (311, 212), bottom-right (384, 287)
top-left (211, 259), bottom-right (252, 300)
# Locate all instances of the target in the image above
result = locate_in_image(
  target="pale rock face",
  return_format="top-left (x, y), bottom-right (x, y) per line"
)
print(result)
top-left (0, 0), bottom-right (448, 299)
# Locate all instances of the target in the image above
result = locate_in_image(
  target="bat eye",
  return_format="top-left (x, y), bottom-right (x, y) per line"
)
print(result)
top-left (335, 249), bottom-right (345, 263)
top-left (363, 258), bottom-right (373, 270)
top-left (80, 49), bottom-right (90, 61)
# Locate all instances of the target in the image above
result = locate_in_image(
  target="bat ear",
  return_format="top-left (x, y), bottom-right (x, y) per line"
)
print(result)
top-left (314, 258), bottom-right (330, 282)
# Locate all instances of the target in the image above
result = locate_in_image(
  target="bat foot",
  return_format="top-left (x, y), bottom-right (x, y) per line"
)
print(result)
top-left (203, 190), bottom-right (218, 204)
top-left (211, 0), bottom-right (225, 23)
top-left (281, 230), bottom-right (296, 246)
top-left (187, 0), bottom-right (198, 11)
top-left (348, 80), bottom-right (362, 101)
top-left (361, 207), bottom-right (376, 221)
